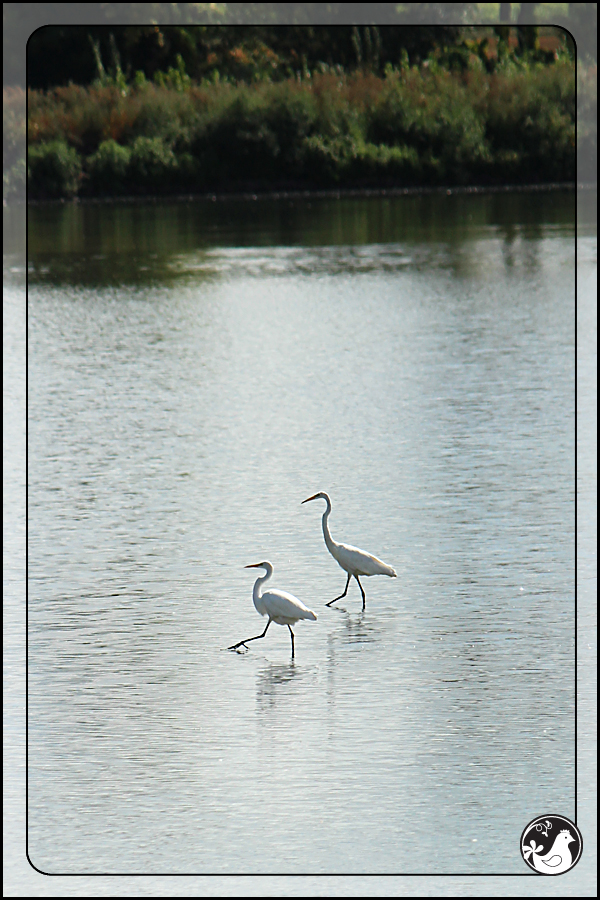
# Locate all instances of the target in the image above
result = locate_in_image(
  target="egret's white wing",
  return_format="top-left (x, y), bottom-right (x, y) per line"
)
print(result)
top-left (335, 542), bottom-right (396, 577)
top-left (262, 589), bottom-right (317, 622)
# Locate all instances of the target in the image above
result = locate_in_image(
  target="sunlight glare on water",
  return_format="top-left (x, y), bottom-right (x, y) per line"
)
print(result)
top-left (26, 192), bottom-right (575, 875)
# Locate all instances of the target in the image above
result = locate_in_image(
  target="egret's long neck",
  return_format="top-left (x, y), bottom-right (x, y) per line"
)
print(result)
top-left (253, 568), bottom-right (272, 604)
top-left (321, 500), bottom-right (337, 554)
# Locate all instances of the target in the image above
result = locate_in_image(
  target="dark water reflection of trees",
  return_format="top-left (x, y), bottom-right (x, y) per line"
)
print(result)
top-left (25, 189), bottom-right (574, 288)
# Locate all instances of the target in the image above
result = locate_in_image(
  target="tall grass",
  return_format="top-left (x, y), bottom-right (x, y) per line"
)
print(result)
top-left (25, 59), bottom-right (576, 199)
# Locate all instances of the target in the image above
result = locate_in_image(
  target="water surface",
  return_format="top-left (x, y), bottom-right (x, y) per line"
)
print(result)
top-left (26, 191), bottom-right (577, 876)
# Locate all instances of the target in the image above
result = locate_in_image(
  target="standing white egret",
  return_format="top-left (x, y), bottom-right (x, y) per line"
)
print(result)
top-left (228, 561), bottom-right (317, 658)
top-left (302, 492), bottom-right (396, 609)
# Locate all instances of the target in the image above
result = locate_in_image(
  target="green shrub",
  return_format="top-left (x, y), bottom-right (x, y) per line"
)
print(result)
top-left (264, 89), bottom-right (317, 170)
top-left (28, 140), bottom-right (82, 198)
top-left (87, 139), bottom-right (131, 194)
top-left (298, 134), bottom-right (358, 184)
top-left (127, 136), bottom-right (177, 192)
top-left (367, 71), bottom-right (488, 184)
top-left (353, 143), bottom-right (421, 185)
top-left (483, 63), bottom-right (575, 182)
top-left (192, 91), bottom-right (280, 184)
top-left (125, 87), bottom-right (188, 144)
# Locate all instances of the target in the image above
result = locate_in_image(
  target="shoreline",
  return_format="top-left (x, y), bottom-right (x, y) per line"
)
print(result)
top-left (21, 181), bottom-right (587, 208)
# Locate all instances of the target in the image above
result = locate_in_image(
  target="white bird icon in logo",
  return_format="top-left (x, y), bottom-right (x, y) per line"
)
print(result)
top-left (524, 829), bottom-right (575, 875)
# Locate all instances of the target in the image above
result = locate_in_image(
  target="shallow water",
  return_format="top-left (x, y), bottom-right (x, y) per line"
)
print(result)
top-left (24, 191), bottom-right (579, 876)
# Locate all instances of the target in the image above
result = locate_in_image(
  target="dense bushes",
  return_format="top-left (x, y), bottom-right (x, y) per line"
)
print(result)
top-left (87, 139), bottom-right (131, 194)
top-left (28, 140), bottom-right (83, 198)
top-left (483, 63), bottom-right (577, 183)
top-left (25, 58), bottom-right (576, 199)
top-left (367, 69), bottom-right (490, 184)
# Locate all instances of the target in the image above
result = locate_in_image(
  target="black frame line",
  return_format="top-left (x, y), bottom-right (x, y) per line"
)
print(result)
top-left (25, 18), bottom-right (580, 879)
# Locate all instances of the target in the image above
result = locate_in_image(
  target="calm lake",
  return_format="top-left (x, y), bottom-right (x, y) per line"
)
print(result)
top-left (25, 190), bottom-right (577, 877)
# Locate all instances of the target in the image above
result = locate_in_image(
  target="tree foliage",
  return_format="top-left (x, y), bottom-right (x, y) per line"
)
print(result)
top-left (25, 24), bottom-right (471, 91)
top-left (4, 3), bottom-right (595, 88)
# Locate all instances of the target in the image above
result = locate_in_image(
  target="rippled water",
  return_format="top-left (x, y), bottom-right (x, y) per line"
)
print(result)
top-left (25, 192), bottom-right (578, 876)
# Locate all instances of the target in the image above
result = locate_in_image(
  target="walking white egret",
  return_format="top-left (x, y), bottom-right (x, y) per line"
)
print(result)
top-left (302, 492), bottom-right (396, 609)
top-left (228, 561), bottom-right (317, 658)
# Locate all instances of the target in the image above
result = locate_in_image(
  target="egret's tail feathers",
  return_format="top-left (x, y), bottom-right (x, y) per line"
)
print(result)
top-left (305, 609), bottom-right (317, 621)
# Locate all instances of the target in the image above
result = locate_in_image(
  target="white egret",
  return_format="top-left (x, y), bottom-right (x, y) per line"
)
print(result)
top-left (302, 492), bottom-right (396, 609)
top-left (228, 561), bottom-right (317, 658)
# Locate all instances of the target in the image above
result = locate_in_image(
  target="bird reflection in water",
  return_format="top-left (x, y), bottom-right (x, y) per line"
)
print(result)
top-left (337, 609), bottom-right (380, 645)
top-left (256, 661), bottom-right (301, 712)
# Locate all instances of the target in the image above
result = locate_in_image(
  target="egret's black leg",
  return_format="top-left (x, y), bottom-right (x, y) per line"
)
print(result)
top-left (229, 619), bottom-right (271, 651)
top-left (355, 576), bottom-right (366, 610)
top-left (288, 625), bottom-right (295, 658)
top-left (326, 573), bottom-right (351, 606)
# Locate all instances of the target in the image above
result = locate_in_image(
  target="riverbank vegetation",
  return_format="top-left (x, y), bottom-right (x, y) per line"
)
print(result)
top-left (9, 24), bottom-right (582, 201)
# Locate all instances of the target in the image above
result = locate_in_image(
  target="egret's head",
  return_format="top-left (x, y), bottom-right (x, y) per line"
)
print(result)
top-left (245, 561), bottom-right (272, 572)
top-left (302, 491), bottom-right (330, 505)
